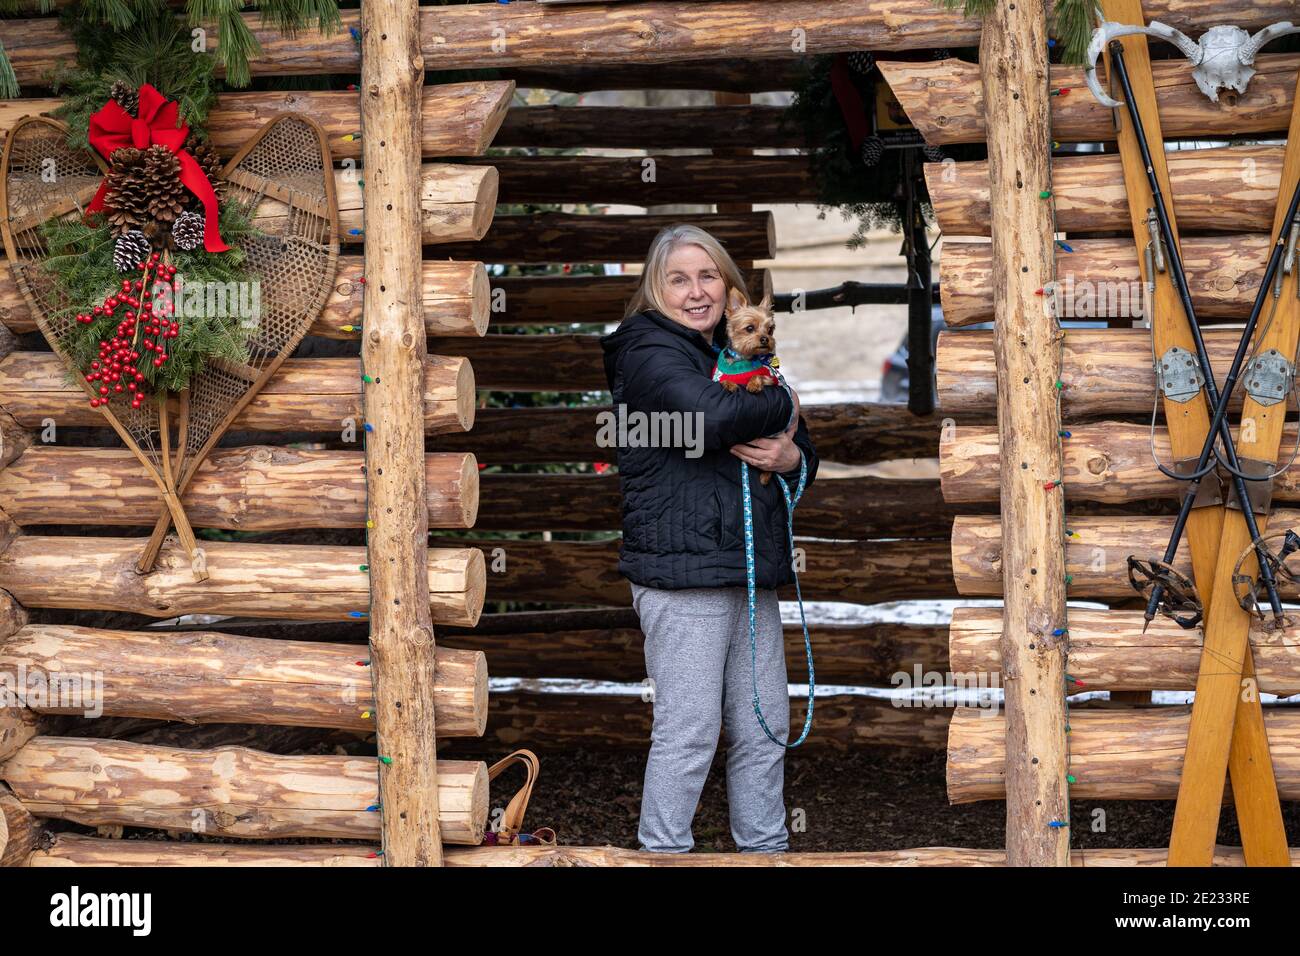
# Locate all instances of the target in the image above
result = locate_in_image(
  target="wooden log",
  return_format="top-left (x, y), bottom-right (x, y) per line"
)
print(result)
top-left (937, 235), bottom-right (1268, 329)
top-left (462, 537), bottom-right (953, 607)
top-left (0, 536), bottom-right (484, 625)
top-left (0, 353), bottom-right (476, 434)
top-left (441, 843), bottom-right (1300, 867)
top-left (0, 256), bottom-right (489, 339)
top-left (498, 59), bottom-right (807, 94)
top-left (494, 105), bottom-right (804, 149)
top-left (438, 611), bottom-right (947, 684)
top-left (362, 0), bottom-right (443, 866)
top-left (929, 145), bottom-right (1289, 237)
top-left (950, 511), bottom-right (1300, 599)
top-left (949, 605), bottom-right (1300, 695)
top-left (6, 3), bottom-right (1289, 83)
top-left (0, 82), bottom-right (513, 161)
top-left (980, 0), bottom-right (1068, 866)
top-left (0, 623), bottom-right (486, 736)
top-left (0, 590), bottom-right (34, 764)
top-left (475, 473), bottom-right (981, 538)
top-left (28, 834), bottom-right (378, 866)
top-left (879, 53), bottom-right (1300, 146)
top-left (464, 692), bottom-right (951, 751)
top-left (0, 783), bottom-right (38, 867)
top-left (326, 162), bottom-right (497, 246)
top-left (0, 446), bottom-right (479, 530)
top-left (946, 706), bottom-right (1300, 803)
top-left (941, 421), bottom-right (1300, 504)
top-left (431, 211), bottom-right (775, 264)
top-left (0, 736), bottom-right (486, 842)
top-left (938, 328), bottom-right (1267, 416)
top-left (453, 154), bottom-right (816, 205)
top-left (438, 403), bottom-right (956, 465)
top-left (486, 272), bottom-right (770, 326)
top-left (40, 834), bottom-right (1289, 867)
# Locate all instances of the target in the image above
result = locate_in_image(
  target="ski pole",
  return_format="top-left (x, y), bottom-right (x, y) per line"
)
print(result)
top-left (1108, 43), bottom-right (1291, 629)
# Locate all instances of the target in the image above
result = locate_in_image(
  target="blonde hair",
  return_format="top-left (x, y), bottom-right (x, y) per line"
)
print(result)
top-left (623, 223), bottom-right (749, 320)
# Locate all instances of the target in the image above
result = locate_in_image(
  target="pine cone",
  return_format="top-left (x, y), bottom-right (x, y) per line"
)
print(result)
top-left (113, 230), bottom-right (151, 273)
top-left (108, 80), bottom-right (138, 117)
top-left (172, 211), bottom-right (204, 252)
top-left (102, 148), bottom-right (149, 236)
top-left (141, 144), bottom-right (188, 225)
top-left (184, 135), bottom-right (225, 202)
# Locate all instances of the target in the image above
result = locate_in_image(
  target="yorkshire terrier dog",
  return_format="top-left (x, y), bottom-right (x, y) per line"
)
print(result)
top-left (712, 289), bottom-right (784, 484)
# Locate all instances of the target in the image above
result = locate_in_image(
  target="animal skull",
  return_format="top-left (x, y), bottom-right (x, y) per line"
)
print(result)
top-left (1085, 20), bottom-right (1300, 107)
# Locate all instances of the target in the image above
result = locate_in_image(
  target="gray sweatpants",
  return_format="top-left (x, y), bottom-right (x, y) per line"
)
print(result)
top-left (630, 582), bottom-right (790, 853)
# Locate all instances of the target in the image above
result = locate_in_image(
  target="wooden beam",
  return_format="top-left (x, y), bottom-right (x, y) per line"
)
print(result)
top-left (938, 236), bottom-right (1268, 329)
top-left (0, 446), bottom-right (479, 530)
top-left (440, 843), bottom-right (1300, 867)
top-left (879, 53), bottom-right (1300, 146)
top-left (941, 422), bottom-right (1300, 504)
top-left (454, 154), bottom-right (816, 205)
top-left (361, 0), bottom-right (443, 866)
top-left (28, 834), bottom-right (1298, 866)
top-left (980, 0), bottom-right (1068, 865)
top-left (0, 81), bottom-right (514, 161)
top-left (0, 783), bottom-right (38, 867)
top-left (950, 511), bottom-right (1300, 599)
top-left (486, 272), bottom-right (770, 326)
top-left (0, 623), bottom-right (486, 735)
top-left (0, 736), bottom-right (486, 842)
top-left (474, 473), bottom-right (982, 538)
top-left (453, 692), bottom-right (952, 752)
top-left (6, 3), bottom-right (1291, 84)
top-left (496, 58), bottom-right (808, 94)
top-left (0, 536), bottom-right (484, 624)
top-left (0, 256), bottom-right (489, 340)
top-left (938, 328), bottom-right (1267, 415)
top-left (0, 353), bottom-right (475, 434)
top-left (437, 403), bottom-right (954, 464)
top-left (460, 537), bottom-right (953, 607)
top-left (948, 707), bottom-right (1300, 804)
top-left (929, 146), bottom-right (1289, 237)
top-left (0, 590), bottom-right (34, 764)
top-left (431, 211), bottom-right (774, 263)
top-left (28, 834), bottom-right (379, 866)
top-left (493, 105), bottom-right (805, 149)
top-left (950, 606), bottom-right (1300, 695)
top-left (437, 612), bottom-right (948, 684)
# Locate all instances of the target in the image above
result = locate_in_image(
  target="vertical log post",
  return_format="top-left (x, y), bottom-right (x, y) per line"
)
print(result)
top-left (981, 1), bottom-right (1070, 865)
top-left (361, 0), bottom-right (442, 864)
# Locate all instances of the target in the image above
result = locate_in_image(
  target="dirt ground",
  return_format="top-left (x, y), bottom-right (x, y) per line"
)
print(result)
top-left (443, 744), bottom-right (1295, 854)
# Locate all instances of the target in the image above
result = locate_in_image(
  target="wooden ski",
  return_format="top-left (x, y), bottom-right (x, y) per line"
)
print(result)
top-left (1161, 73), bottom-right (1300, 868)
top-left (1100, 0), bottom-right (1291, 867)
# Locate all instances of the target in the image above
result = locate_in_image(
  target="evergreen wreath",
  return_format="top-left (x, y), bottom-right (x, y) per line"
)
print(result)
top-left (41, 197), bottom-right (258, 398)
top-left (34, 71), bottom-right (264, 403)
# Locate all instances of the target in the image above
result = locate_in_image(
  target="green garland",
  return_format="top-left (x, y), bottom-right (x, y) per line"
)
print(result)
top-left (50, 3), bottom-right (220, 152)
top-left (40, 197), bottom-right (260, 394)
top-left (933, 0), bottom-right (1096, 64)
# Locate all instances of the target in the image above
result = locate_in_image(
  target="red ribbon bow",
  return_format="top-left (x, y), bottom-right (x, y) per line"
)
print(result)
top-left (87, 83), bottom-right (229, 253)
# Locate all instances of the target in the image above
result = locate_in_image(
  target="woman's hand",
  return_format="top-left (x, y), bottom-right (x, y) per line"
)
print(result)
top-left (730, 432), bottom-right (802, 474)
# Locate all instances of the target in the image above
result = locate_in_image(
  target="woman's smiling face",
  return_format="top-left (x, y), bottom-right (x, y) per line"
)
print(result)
top-left (662, 243), bottom-right (725, 336)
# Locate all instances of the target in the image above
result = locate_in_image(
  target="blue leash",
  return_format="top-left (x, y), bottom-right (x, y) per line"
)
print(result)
top-left (741, 450), bottom-right (814, 748)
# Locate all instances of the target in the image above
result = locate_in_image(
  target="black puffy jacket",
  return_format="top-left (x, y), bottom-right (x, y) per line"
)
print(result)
top-left (599, 308), bottom-right (819, 590)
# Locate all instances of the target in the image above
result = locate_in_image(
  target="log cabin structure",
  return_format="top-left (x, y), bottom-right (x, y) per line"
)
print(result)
top-left (0, 0), bottom-right (1294, 868)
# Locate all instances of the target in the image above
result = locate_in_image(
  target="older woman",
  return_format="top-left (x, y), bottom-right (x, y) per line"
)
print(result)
top-left (600, 223), bottom-right (819, 853)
